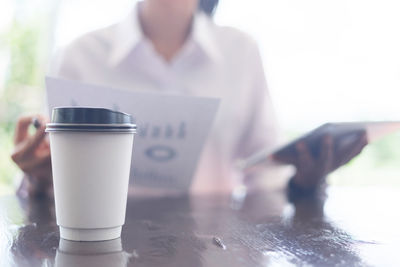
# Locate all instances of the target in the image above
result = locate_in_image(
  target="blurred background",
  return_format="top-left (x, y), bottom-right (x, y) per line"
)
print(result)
top-left (1, 0), bottom-right (400, 195)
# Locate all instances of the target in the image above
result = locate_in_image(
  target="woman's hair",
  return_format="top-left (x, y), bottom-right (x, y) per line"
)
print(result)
top-left (198, 0), bottom-right (219, 16)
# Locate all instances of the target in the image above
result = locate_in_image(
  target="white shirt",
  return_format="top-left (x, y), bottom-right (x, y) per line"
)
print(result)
top-left (51, 7), bottom-right (279, 194)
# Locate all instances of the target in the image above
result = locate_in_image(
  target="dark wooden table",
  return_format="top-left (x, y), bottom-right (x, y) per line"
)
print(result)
top-left (1, 186), bottom-right (399, 266)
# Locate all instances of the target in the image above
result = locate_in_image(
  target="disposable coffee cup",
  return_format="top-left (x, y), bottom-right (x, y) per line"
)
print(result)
top-left (46, 107), bottom-right (136, 241)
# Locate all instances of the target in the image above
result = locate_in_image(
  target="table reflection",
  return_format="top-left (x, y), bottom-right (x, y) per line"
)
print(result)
top-left (9, 197), bottom-right (58, 266)
top-left (56, 238), bottom-right (130, 267)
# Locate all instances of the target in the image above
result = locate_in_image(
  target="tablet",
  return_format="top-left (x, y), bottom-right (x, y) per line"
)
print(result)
top-left (239, 121), bottom-right (400, 170)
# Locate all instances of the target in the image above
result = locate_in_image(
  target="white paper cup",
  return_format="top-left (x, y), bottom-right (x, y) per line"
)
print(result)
top-left (47, 107), bottom-right (136, 241)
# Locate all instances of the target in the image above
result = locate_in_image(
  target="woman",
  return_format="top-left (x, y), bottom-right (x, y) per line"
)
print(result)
top-left (11, 0), bottom-right (367, 198)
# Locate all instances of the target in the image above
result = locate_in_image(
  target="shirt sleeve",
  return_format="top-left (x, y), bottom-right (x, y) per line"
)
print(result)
top-left (234, 41), bottom-right (281, 159)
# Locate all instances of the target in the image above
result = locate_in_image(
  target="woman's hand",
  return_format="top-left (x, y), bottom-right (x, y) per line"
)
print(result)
top-left (11, 115), bottom-right (52, 198)
top-left (278, 131), bottom-right (368, 190)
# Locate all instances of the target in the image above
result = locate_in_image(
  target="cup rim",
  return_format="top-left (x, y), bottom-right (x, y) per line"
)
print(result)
top-left (46, 123), bottom-right (137, 133)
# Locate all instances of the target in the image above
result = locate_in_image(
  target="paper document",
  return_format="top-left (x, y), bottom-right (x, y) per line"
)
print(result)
top-left (240, 121), bottom-right (400, 170)
top-left (46, 77), bottom-right (220, 191)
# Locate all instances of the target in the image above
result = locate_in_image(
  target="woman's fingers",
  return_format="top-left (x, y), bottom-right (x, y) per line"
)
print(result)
top-left (18, 152), bottom-right (51, 174)
top-left (337, 133), bottom-right (368, 167)
top-left (14, 114), bottom-right (48, 143)
top-left (23, 124), bottom-right (47, 155)
top-left (291, 131), bottom-right (368, 190)
top-left (27, 160), bottom-right (53, 184)
top-left (11, 126), bottom-right (47, 162)
top-left (319, 135), bottom-right (334, 174)
top-left (295, 141), bottom-right (314, 169)
top-left (293, 136), bottom-right (335, 188)
top-left (14, 116), bottom-right (36, 144)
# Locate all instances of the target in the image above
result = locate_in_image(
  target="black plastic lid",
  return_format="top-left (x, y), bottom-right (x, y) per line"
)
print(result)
top-left (46, 107), bottom-right (136, 133)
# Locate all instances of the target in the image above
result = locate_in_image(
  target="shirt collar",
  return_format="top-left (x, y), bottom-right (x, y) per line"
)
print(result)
top-left (108, 7), bottom-right (143, 66)
top-left (109, 5), bottom-right (221, 66)
top-left (190, 12), bottom-right (221, 63)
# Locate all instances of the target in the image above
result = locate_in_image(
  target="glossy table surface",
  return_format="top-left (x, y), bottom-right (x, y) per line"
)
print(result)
top-left (1, 186), bottom-right (400, 267)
